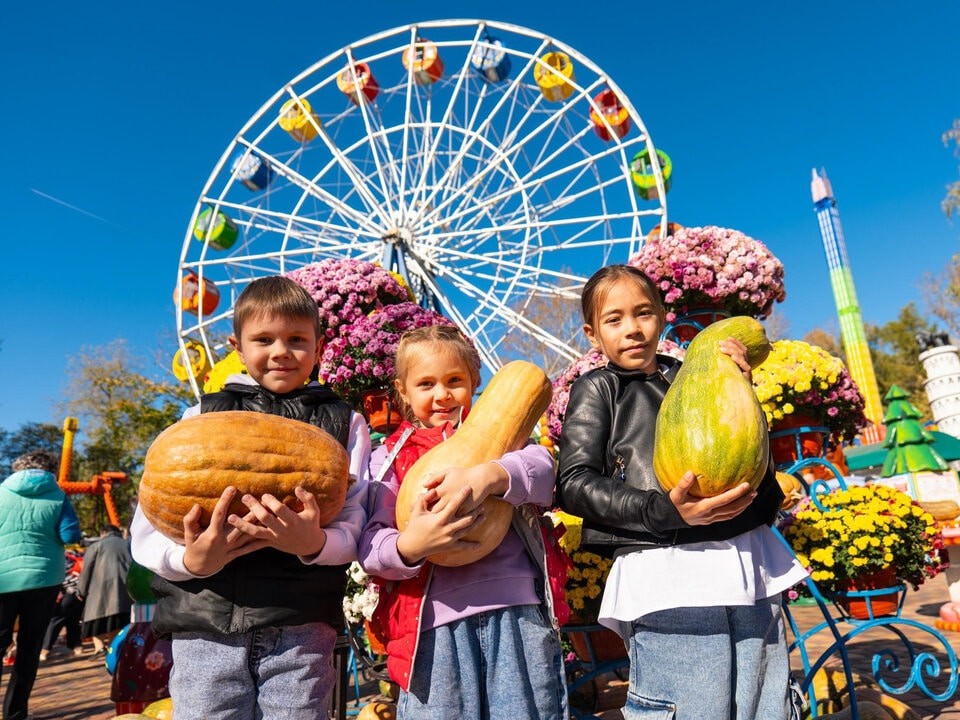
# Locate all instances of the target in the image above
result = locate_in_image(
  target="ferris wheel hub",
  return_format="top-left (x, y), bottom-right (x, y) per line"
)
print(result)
top-left (382, 225), bottom-right (415, 245)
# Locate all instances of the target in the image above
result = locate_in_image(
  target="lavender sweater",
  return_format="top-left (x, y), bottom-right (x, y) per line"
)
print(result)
top-left (359, 439), bottom-right (556, 630)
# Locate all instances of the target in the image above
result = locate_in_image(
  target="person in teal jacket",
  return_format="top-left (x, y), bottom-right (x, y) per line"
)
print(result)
top-left (0, 450), bottom-right (81, 720)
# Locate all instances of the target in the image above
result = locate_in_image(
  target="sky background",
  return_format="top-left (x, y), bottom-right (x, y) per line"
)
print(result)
top-left (2, 1), bottom-right (958, 433)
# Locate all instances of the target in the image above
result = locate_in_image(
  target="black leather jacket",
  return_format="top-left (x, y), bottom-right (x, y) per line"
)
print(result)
top-left (151, 382), bottom-right (354, 635)
top-left (556, 356), bottom-right (783, 555)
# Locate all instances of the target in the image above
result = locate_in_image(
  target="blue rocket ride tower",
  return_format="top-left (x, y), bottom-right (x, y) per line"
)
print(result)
top-left (811, 168), bottom-right (884, 444)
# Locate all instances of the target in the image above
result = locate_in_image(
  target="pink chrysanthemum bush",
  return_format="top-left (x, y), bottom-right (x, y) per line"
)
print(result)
top-left (629, 225), bottom-right (786, 323)
top-left (286, 259), bottom-right (411, 340)
top-left (319, 302), bottom-right (454, 406)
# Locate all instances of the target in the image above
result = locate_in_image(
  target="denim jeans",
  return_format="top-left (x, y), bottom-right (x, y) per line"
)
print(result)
top-left (170, 620), bottom-right (336, 720)
top-left (625, 598), bottom-right (790, 720)
top-left (399, 604), bottom-right (568, 720)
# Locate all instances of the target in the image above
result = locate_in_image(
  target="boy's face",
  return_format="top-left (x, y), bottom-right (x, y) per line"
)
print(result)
top-left (229, 312), bottom-right (322, 394)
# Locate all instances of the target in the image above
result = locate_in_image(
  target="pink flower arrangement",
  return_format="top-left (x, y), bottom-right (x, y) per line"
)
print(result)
top-left (286, 259), bottom-right (410, 339)
top-left (319, 302), bottom-right (454, 405)
top-left (629, 225), bottom-right (786, 322)
top-left (545, 341), bottom-right (686, 443)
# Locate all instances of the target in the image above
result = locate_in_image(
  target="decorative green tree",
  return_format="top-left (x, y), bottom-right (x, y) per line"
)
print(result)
top-left (881, 384), bottom-right (950, 477)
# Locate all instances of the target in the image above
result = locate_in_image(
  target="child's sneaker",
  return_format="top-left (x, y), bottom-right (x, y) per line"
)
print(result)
top-left (39, 649), bottom-right (49, 662)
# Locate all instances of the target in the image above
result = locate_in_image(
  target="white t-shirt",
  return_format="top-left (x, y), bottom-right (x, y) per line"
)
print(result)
top-left (599, 525), bottom-right (808, 639)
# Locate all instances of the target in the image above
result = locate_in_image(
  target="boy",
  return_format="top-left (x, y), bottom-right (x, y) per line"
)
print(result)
top-left (131, 276), bottom-right (371, 719)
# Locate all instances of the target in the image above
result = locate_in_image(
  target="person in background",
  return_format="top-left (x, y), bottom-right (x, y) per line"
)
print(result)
top-left (40, 546), bottom-right (85, 660)
top-left (0, 450), bottom-right (82, 720)
top-left (77, 525), bottom-right (132, 656)
top-left (131, 275), bottom-right (371, 719)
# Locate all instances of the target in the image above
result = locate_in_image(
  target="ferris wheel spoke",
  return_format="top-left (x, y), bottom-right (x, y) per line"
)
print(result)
top-left (413, 38), bottom-right (550, 225)
top-left (232, 140), bottom-right (382, 234)
top-left (280, 87), bottom-right (392, 227)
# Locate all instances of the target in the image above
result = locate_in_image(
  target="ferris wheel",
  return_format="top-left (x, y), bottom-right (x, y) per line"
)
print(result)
top-left (174, 19), bottom-right (670, 396)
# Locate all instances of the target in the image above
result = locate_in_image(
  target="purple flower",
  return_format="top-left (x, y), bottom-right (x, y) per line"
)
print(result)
top-left (629, 226), bottom-right (786, 320)
top-left (318, 302), bottom-right (461, 407)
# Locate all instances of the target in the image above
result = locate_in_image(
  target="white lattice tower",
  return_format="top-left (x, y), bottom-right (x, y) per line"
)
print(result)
top-left (920, 344), bottom-right (960, 439)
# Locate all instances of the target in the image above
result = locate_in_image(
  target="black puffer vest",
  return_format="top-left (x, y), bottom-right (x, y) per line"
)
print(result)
top-left (556, 357), bottom-right (783, 555)
top-left (151, 382), bottom-right (354, 635)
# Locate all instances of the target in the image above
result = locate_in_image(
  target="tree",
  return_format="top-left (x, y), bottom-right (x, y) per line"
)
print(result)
top-left (880, 384), bottom-right (949, 477)
top-left (500, 288), bottom-right (588, 380)
top-left (920, 257), bottom-right (960, 338)
top-left (0, 422), bottom-right (63, 476)
top-left (866, 304), bottom-right (938, 421)
top-left (943, 119), bottom-right (960, 220)
top-left (59, 339), bottom-right (193, 532)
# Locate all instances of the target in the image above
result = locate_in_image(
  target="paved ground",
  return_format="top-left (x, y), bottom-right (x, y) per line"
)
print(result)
top-left (5, 575), bottom-right (959, 719)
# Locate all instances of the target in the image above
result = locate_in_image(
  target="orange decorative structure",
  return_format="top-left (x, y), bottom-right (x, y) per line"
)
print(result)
top-left (402, 38), bottom-right (444, 85)
top-left (278, 97), bottom-right (320, 142)
top-left (589, 89), bottom-right (630, 141)
top-left (337, 62), bottom-right (379, 104)
top-left (58, 416), bottom-right (127, 528)
top-left (646, 221), bottom-right (683, 243)
top-left (534, 52), bottom-right (575, 102)
top-left (173, 271), bottom-right (220, 316)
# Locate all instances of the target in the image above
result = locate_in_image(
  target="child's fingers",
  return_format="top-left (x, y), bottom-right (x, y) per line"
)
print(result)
top-left (422, 471), bottom-right (444, 490)
top-left (436, 486), bottom-right (473, 521)
top-left (182, 504), bottom-right (203, 538)
top-left (295, 486), bottom-right (320, 516)
top-left (669, 471), bottom-right (696, 505)
top-left (207, 486), bottom-right (238, 530)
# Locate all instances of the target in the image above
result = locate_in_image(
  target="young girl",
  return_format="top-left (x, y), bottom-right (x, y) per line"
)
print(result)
top-left (359, 325), bottom-right (567, 720)
top-left (557, 265), bottom-right (807, 720)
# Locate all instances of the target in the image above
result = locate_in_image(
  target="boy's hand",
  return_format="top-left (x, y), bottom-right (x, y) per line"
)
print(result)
top-left (182, 486), bottom-right (268, 576)
top-left (669, 471), bottom-right (757, 526)
top-left (427, 463), bottom-right (509, 514)
top-left (396, 486), bottom-right (483, 565)
top-left (719, 337), bottom-right (752, 381)
top-left (227, 486), bottom-right (327, 557)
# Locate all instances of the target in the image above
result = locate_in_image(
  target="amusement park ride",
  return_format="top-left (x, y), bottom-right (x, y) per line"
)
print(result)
top-left (57, 416), bottom-right (126, 527)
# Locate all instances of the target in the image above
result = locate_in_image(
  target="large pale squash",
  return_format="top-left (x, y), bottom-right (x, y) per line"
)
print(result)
top-left (395, 361), bottom-right (552, 566)
top-left (653, 316), bottom-right (771, 497)
top-left (139, 411), bottom-right (349, 542)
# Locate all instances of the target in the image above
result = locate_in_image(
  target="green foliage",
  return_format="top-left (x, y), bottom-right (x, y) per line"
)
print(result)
top-left (0, 422), bottom-right (63, 476)
top-left (59, 339), bottom-right (193, 533)
top-left (866, 304), bottom-right (938, 421)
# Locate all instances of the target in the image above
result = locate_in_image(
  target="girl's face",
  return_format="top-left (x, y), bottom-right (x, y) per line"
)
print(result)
top-left (396, 344), bottom-right (477, 428)
top-left (584, 277), bottom-right (663, 373)
top-left (230, 312), bottom-right (321, 394)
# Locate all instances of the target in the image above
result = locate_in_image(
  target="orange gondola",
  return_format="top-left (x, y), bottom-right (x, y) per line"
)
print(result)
top-left (402, 38), bottom-right (444, 85)
top-left (174, 270), bottom-right (220, 316)
top-left (337, 62), bottom-right (379, 104)
top-left (645, 222), bottom-right (684, 243)
top-left (590, 89), bottom-right (630, 141)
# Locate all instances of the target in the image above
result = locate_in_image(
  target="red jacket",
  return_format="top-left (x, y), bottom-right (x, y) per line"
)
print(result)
top-left (368, 421), bottom-right (447, 690)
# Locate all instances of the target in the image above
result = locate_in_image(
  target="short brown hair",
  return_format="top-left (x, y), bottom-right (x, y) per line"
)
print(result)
top-left (233, 276), bottom-right (321, 338)
top-left (12, 450), bottom-right (59, 474)
top-left (581, 264), bottom-right (665, 330)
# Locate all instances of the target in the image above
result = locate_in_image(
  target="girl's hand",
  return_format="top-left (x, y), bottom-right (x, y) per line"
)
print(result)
top-left (182, 486), bottom-right (269, 575)
top-left (668, 472), bottom-right (757, 525)
top-left (227, 486), bottom-right (328, 557)
top-left (719, 337), bottom-right (752, 381)
top-left (427, 463), bottom-right (509, 514)
top-left (396, 486), bottom-right (483, 565)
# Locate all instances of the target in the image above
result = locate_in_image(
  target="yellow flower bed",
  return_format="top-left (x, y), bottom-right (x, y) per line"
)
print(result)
top-left (550, 510), bottom-right (612, 622)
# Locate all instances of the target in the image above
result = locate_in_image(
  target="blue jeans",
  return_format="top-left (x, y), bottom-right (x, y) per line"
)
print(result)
top-left (170, 621), bottom-right (336, 720)
top-left (625, 598), bottom-right (790, 720)
top-left (399, 604), bottom-right (568, 720)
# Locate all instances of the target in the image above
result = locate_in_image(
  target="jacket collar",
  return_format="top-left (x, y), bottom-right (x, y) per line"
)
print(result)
top-left (604, 354), bottom-right (681, 381)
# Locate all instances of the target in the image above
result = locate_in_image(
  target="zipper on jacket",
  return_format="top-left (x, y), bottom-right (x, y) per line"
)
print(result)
top-left (614, 455), bottom-right (626, 482)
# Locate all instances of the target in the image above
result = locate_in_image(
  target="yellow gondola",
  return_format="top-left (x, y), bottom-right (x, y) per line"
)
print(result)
top-left (172, 341), bottom-right (212, 384)
top-left (534, 51), bottom-right (575, 102)
top-left (278, 97), bottom-right (320, 142)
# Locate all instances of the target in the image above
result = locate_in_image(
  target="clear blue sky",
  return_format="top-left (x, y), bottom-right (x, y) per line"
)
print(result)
top-left (1, 1), bottom-right (957, 433)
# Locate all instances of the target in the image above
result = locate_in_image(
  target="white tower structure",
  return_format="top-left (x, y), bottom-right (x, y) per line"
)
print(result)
top-left (919, 333), bottom-right (960, 439)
